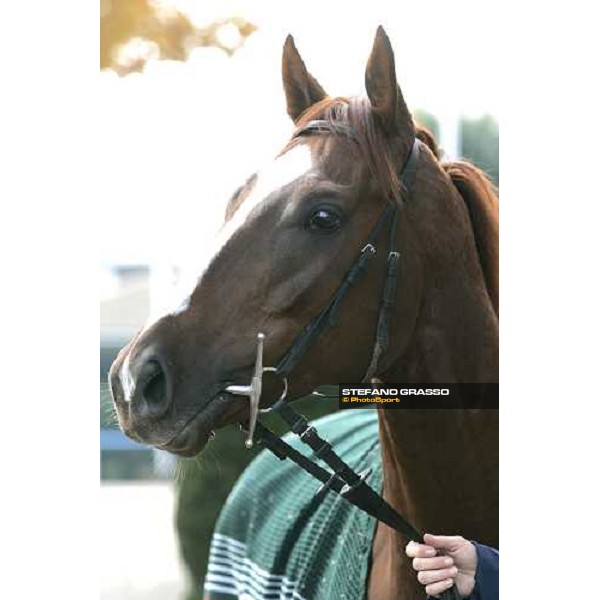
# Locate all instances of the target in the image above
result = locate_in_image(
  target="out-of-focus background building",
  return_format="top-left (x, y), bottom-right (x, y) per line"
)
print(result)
top-left (100, 2), bottom-right (498, 599)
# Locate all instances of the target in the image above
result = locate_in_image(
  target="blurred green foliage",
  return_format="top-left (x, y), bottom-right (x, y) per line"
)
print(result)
top-left (176, 427), bottom-right (258, 599)
top-left (414, 110), bottom-right (499, 187)
top-left (461, 115), bottom-right (499, 187)
top-left (413, 108), bottom-right (440, 140)
top-left (102, 450), bottom-right (155, 479)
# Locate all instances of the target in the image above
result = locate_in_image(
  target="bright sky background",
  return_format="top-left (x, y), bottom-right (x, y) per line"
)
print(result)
top-left (99, 0), bottom-right (500, 276)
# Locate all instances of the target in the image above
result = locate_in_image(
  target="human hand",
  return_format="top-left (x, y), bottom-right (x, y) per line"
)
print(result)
top-left (405, 533), bottom-right (477, 597)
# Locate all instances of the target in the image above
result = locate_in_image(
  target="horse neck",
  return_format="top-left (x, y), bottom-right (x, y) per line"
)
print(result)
top-left (369, 252), bottom-right (499, 599)
top-left (371, 407), bottom-right (498, 600)
top-left (379, 264), bottom-right (498, 499)
top-left (377, 221), bottom-right (499, 502)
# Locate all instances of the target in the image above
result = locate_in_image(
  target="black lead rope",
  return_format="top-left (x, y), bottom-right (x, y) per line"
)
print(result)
top-left (253, 411), bottom-right (422, 541)
top-left (252, 410), bottom-right (461, 600)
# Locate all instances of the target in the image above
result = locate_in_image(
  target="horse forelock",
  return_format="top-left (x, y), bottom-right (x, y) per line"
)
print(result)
top-left (286, 96), bottom-right (403, 204)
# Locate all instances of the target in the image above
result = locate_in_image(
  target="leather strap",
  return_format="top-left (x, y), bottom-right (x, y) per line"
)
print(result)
top-left (253, 408), bottom-right (422, 541)
top-left (274, 134), bottom-right (421, 382)
top-left (275, 203), bottom-right (392, 378)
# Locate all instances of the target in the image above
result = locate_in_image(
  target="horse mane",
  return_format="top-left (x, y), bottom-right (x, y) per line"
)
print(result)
top-left (410, 123), bottom-right (498, 315)
top-left (414, 123), bottom-right (441, 159)
top-left (443, 161), bottom-right (499, 315)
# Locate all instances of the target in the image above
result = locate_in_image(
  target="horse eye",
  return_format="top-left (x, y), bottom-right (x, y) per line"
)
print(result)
top-left (307, 208), bottom-right (342, 232)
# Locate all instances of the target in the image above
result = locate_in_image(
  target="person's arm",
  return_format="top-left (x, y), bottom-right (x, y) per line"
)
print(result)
top-left (405, 533), bottom-right (498, 599)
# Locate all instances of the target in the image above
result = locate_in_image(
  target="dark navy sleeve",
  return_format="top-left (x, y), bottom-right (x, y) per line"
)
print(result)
top-left (466, 542), bottom-right (499, 600)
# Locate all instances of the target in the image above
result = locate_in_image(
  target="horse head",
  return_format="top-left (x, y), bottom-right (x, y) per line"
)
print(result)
top-left (109, 27), bottom-right (497, 457)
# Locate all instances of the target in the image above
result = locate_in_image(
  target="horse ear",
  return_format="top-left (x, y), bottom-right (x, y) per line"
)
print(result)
top-left (365, 26), bottom-right (411, 134)
top-left (282, 35), bottom-right (327, 123)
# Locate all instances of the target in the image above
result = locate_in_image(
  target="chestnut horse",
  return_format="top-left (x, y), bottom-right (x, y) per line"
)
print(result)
top-left (109, 27), bottom-right (498, 600)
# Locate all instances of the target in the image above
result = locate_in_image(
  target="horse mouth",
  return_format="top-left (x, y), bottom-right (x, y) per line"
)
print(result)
top-left (156, 391), bottom-right (249, 457)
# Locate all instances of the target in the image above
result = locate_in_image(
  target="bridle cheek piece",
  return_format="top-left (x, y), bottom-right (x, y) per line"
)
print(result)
top-left (224, 123), bottom-right (460, 600)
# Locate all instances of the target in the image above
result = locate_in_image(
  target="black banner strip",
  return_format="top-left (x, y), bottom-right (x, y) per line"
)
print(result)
top-left (338, 384), bottom-right (498, 409)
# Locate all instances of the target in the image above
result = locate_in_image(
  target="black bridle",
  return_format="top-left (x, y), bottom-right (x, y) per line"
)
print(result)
top-left (274, 120), bottom-right (420, 384)
top-left (227, 121), bottom-right (461, 600)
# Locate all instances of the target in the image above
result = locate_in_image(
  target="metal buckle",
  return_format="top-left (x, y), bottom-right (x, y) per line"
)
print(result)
top-left (224, 333), bottom-right (288, 448)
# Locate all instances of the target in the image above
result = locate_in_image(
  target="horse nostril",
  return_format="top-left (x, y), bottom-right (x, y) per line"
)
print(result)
top-left (138, 359), bottom-right (171, 417)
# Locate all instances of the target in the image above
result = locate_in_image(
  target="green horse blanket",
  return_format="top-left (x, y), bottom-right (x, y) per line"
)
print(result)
top-left (203, 409), bottom-right (382, 600)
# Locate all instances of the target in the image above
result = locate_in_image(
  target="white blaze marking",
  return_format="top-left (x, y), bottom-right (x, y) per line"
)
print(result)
top-left (139, 144), bottom-right (314, 336)
top-left (213, 143), bottom-right (312, 256)
top-left (119, 145), bottom-right (313, 398)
